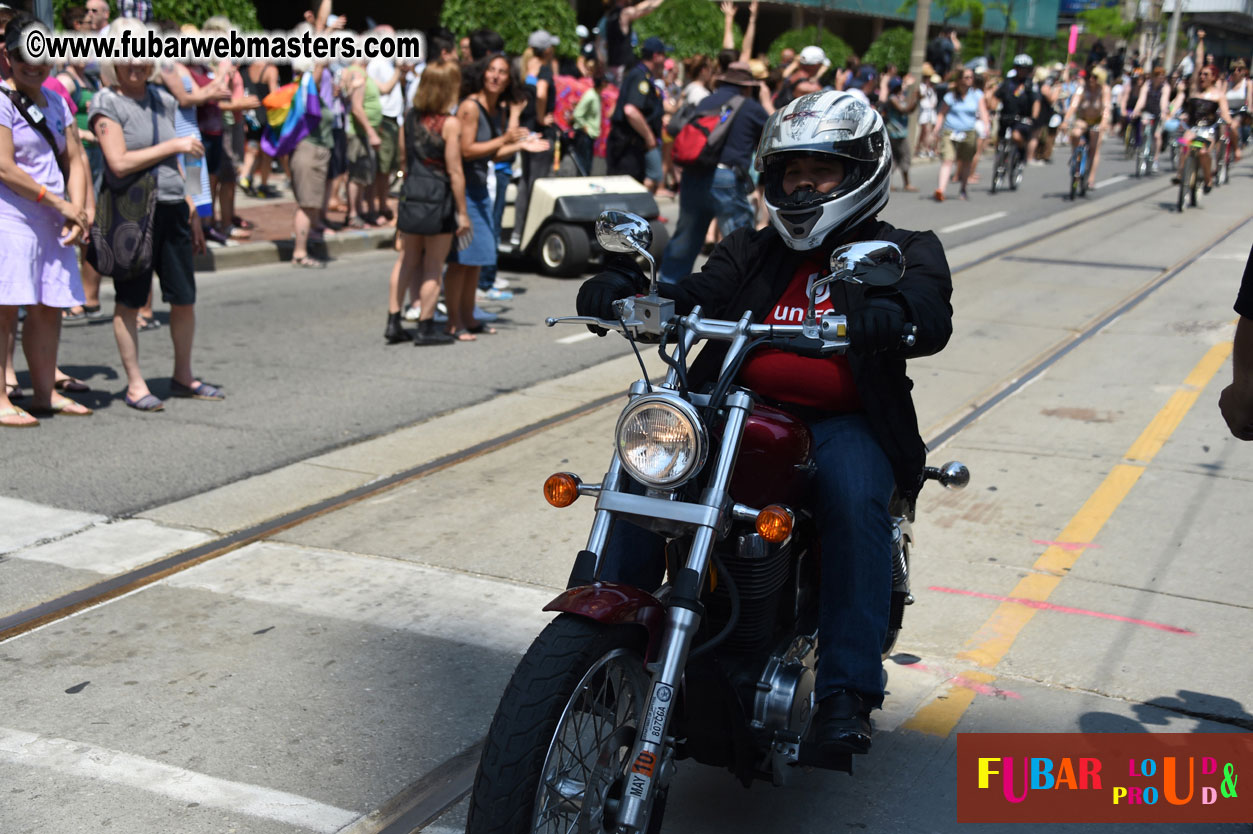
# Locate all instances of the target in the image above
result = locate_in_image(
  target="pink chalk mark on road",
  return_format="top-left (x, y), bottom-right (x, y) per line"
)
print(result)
top-left (902, 661), bottom-right (1024, 699)
top-left (928, 586), bottom-right (1195, 635)
top-left (1032, 539), bottom-right (1102, 551)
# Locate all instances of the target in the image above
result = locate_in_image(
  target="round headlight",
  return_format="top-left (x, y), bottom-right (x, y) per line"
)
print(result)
top-left (615, 395), bottom-right (707, 488)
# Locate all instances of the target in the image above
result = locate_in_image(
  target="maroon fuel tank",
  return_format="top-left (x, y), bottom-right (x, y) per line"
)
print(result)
top-left (727, 403), bottom-right (814, 508)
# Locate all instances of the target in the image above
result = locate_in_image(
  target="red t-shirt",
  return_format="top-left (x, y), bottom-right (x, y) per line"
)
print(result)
top-left (738, 258), bottom-right (864, 413)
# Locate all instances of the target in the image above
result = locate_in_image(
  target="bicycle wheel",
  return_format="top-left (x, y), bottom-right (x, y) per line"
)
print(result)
top-left (990, 145), bottom-right (1005, 194)
top-left (1188, 154), bottom-right (1199, 207)
top-left (1068, 149), bottom-right (1079, 201)
top-left (1078, 147), bottom-right (1088, 198)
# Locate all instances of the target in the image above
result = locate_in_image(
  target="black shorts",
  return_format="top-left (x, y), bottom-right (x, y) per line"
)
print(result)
top-left (202, 133), bottom-right (223, 178)
top-left (113, 202), bottom-right (197, 309)
top-left (607, 128), bottom-right (647, 183)
top-left (329, 127), bottom-right (348, 179)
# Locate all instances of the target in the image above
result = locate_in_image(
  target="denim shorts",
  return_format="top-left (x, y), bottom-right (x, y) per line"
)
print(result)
top-left (644, 146), bottom-right (663, 183)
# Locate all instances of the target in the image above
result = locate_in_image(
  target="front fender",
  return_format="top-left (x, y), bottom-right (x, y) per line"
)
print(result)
top-left (544, 582), bottom-right (665, 661)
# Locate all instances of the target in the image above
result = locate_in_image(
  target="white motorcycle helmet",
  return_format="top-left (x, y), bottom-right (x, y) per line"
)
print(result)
top-left (755, 90), bottom-right (892, 251)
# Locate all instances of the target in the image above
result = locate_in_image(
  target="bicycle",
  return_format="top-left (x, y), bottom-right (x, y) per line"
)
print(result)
top-left (1213, 124), bottom-right (1232, 187)
top-left (1175, 127), bottom-right (1215, 212)
top-left (1067, 129), bottom-right (1090, 200)
top-left (1133, 113), bottom-right (1156, 178)
top-left (990, 125), bottom-right (1025, 194)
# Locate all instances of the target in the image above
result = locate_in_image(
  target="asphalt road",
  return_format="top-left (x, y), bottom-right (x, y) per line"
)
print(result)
top-left (4, 140), bottom-right (1186, 517)
top-left (1, 155), bottom-right (1250, 834)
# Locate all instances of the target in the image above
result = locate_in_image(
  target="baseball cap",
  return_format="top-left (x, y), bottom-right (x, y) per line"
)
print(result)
top-left (799, 45), bottom-right (826, 65)
top-left (528, 29), bottom-right (560, 51)
top-left (888, 77), bottom-right (902, 92)
top-left (854, 65), bottom-right (877, 85)
top-left (640, 36), bottom-right (671, 57)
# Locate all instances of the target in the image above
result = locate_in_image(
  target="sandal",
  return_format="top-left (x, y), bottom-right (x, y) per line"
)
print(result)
top-left (449, 328), bottom-right (477, 341)
top-left (54, 377), bottom-right (90, 393)
top-left (292, 255), bottom-right (328, 269)
top-left (0, 405), bottom-right (38, 427)
top-left (125, 392), bottom-right (165, 412)
top-left (28, 397), bottom-right (93, 417)
top-left (231, 215), bottom-right (255, 230)
top-left (170, 378), bottom-right (225, 400)
top-left (138, 316), bottom-right (160, 331)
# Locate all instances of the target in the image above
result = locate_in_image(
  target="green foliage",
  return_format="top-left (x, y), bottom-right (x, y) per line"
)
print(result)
top-left (862, 27), bottom-right (912, 72)
top-left (898, 0), bottom-right (984, 29)
top-left (440, 0), bottom-right (578, 58)
top-left (1076, 5), bottom-right (1135, 41)
top-left (52, 0), bottom-right (260, 29)
top-left (634, 0), bottom-right (738, 60)
top-left (766, 25), bottom-right (852, 68)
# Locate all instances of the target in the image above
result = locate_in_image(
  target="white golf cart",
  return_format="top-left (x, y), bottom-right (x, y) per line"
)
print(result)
top-left (499, 175), bottom-right (669, 277)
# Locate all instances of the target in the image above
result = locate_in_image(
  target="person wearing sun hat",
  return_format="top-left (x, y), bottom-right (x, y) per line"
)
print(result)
top-left (658, 61), bottom-right (769, 281)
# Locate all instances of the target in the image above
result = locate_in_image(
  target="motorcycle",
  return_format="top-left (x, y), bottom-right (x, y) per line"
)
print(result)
top-left (464, 211), bottom-right (970, 834)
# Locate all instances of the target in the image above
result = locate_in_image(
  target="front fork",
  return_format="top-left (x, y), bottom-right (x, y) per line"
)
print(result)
top-left (597, 389), bottom-right (755, 832)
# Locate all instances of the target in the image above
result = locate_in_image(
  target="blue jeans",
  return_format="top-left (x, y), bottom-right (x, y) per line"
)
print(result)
top-left (596, 412), bottom-right (895, 706)
top-left (659, 167), bottom-right (756, 282)
top-left (479, 166), bottom-right (511, 290)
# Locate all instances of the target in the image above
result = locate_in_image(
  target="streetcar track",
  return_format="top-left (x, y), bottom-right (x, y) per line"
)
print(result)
top-left (3, 173), bottom-right (1249, 834)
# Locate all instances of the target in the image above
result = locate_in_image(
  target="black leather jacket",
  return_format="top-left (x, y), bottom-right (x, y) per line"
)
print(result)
top-left (626, 219), bottom-right (954, 502)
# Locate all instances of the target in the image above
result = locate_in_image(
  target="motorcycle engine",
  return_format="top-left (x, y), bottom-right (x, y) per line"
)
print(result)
top-left (706, 532), bottom-right (793, 654)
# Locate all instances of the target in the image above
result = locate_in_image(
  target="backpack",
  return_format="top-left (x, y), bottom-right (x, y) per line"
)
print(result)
top-left (671, 95), bottom-right (746, 170)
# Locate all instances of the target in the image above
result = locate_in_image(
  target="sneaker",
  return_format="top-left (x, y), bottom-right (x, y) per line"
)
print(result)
top-left (434, 301), bottom-right (449, 323)
top-left (1151, 161), bottom-right (1160, 174)
top-left (491, 277), bottom-right (511, 290)
top-left (476, 287), bottom-right (514, 302)
top-left (402, 305), bottom-right (422, 321)
top-left (473, 305), bottom-right (498, 323)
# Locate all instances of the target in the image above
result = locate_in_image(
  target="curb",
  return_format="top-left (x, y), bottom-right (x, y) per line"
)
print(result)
top-left (192, 226), bottom-right (395, 272)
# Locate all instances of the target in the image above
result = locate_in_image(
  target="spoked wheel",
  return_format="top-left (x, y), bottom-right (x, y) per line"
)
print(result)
top-left (990, 146), bottom-right (1005, 194)
top-left (1068, 150), bottom-right (1080, 201)
top-left (1010, 149), bottom-right (1024, 190)
top-left (1178, 155), bottom-right (1191, 211)
top-left (466, 615), bottom-right (658, 834)
top-left (1188, 156), bottom-right (1200, 208)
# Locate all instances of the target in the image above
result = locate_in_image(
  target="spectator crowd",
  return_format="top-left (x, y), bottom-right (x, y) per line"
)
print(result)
top-left (2, 0), bottom-right (1250, 427)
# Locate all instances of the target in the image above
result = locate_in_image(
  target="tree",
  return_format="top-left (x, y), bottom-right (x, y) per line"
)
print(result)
top-left (766, 25), bottom-right (852, 69)
top-left (862, 26), bottom-right (913, 72)
top-left (634, 0), bottom-right (739, 59)
top-left (1076, 5), bottom-right (1136, 42)
top-left (54, 0), bottom-right (260, 29)
top-left (441, 0), bottom-right (578, 58)
top-left (898, 0), bottom-right (984, 30)
top-left (987, 0), bottom-right (1017, 74)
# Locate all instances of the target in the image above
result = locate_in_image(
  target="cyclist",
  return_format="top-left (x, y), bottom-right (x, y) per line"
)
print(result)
top-left (1130, 65), bottom-right (1171, 173)
top-left (1119, 67), bottom-right (1145, 149)
top-left (1062, 66), bottom-right (1111, 190)
top-left (1225, 59), bottom-right (1249, 154)
top-left (1175, 34), bottom-right (1234, 193)
top-left (990, 55), bottom-right (1041, 168)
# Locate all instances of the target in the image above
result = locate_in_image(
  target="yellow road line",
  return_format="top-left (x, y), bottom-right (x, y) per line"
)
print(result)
top-left (902, 340), bottom-right (1234, 737)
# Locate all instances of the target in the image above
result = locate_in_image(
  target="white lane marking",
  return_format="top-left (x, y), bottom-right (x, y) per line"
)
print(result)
top-left (1090, 175), bottom-right (1128, 189)
top-left (12, 519), bottom-right (212, 574)
top-left (0, 726), bottom-right (360, 833)
top-left (557, 331), bottom-right (600, 344)
top-left (939, 211), bottom-right (1008, 234)
top-left (164, 542), bottom-right (558, 655)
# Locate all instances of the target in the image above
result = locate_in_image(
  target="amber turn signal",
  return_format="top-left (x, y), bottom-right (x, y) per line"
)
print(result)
top-left (755, 505), bottom-right (793, 543)
top-left (544, 473), bottom-right (582, 508)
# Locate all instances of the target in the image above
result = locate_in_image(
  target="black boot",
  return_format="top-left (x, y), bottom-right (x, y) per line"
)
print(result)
top-left (812, 689), bottom-right (874, 754)
top-left (413, 318), bottom-right (455, 345)
top-left (385, 312), bottom-right (411, 344)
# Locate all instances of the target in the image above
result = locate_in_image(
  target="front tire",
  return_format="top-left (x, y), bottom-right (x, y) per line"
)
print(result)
top-left (466, 615), bottom-right (656, 834)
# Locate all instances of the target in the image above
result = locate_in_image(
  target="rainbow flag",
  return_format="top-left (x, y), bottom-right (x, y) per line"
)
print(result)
top-left (261, 71), bottom-right (322, 158)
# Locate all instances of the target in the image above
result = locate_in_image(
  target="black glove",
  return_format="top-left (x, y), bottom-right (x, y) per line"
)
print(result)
top-left (576, 258), bottom-right (645, 335)
top-left (846, 297), bottom-right (908, 356)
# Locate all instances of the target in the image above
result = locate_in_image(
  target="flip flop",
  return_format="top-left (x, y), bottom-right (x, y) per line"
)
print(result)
top-left (125, 393), bottom-right (165, 412)
top-left (54, 377), bottom-right (90, 393)
top-left (28, 397), bottom-right (93, 417)
top-left (170, 378), bottom-right (225, 400)
top-left (138, 316), bottom-right (161, 331)
top-left (0, 405), bottom-right (38, 428)
top-left (449, 328), bottom-right (477, 342)
top-left (292, 255), bottom-right (327, 269)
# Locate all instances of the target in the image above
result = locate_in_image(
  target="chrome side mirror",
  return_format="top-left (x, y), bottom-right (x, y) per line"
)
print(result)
top-left (595, 210), bottom-right (658, 294)
top-left (815, 240), bottom-right (906, 296)
top-left (804, 241), bottom-right (905, 335)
